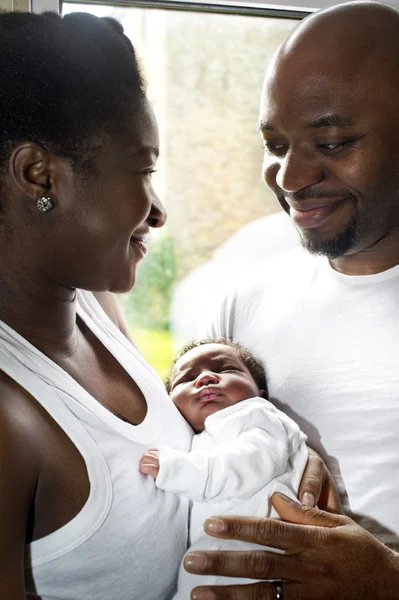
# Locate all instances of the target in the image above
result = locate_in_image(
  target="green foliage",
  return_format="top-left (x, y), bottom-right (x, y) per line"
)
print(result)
top-left (132, 328), bottom-right (174, 380)
top-left (118, 232), bottom-right (177, 331)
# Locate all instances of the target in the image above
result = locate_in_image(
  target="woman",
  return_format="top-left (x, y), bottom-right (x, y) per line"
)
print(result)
top-left (0, 11), bottom-right (335, 600)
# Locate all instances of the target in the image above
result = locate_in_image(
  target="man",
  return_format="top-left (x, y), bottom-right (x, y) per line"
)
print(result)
top-left (184, 2), bottom-right (399, 598)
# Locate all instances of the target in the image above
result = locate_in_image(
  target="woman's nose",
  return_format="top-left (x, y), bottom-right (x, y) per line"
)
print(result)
top-left (149, 193), bottom-right (167, 229)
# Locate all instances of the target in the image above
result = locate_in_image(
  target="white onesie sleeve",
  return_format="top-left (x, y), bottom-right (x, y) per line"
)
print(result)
top-left (156, 398), bottom-right (306, 503)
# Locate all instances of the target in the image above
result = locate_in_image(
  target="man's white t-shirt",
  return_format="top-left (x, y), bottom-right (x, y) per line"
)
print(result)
top-left (206, 248), bottom-right (399, 547)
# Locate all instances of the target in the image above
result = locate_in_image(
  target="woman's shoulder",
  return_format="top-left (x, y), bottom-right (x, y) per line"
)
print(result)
top-left (0, 371), bottom-right (41, 591)
top-left (0, 368), bottom-right (35, 410)
top-left (0, 370), bottom-right (42, 462)
top-left (0, 369), bottom-right (41, 503)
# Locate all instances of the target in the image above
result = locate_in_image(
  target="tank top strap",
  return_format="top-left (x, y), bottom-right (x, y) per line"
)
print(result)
top-left (0, 341), bottom-right (112, 565)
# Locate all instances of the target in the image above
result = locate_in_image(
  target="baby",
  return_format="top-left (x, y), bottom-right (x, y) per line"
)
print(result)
top-left (139, 338), bottom-right (307, 598)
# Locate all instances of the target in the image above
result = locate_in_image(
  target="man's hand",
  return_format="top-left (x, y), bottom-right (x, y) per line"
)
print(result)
top-left (184, 492), bottom-right (399, 599)
top-left (299, 447), bottom-right (342, 512)
top-left (139, 449), bottom-right (160, 479)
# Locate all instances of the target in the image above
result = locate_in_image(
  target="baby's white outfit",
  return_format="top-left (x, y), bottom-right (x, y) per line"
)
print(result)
top-left (156, 397), bottom-right (308, 598)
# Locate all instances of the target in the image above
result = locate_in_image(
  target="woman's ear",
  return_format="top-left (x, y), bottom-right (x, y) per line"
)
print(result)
top-left (259, 389), bottom-right (268, 399)
top-left (9, 142), bottom-right (53, 201)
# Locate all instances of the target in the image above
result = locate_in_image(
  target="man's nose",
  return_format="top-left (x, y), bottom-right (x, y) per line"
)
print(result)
top-left (195, 371), bottom-right (219, 388)
top-left (276, 149), bottom-right (323, 192)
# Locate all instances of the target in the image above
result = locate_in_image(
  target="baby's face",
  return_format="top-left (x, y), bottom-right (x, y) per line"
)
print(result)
top-left (169, 343), bottom-right (261, 432)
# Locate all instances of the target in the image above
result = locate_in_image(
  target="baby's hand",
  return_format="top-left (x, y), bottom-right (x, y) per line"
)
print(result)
top-left (139, 449), bottom-right (160, 479)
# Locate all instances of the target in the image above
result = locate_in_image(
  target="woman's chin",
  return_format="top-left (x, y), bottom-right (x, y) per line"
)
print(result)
top-left (107, 267), bottom-right (138, 294)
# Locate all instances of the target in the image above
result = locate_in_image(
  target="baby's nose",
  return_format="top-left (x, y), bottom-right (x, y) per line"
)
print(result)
top-left (195, 371), bottom-right (219, 387)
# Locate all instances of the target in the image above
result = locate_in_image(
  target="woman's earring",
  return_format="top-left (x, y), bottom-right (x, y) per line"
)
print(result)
top-left (37, 195), bottom-right (54, 212)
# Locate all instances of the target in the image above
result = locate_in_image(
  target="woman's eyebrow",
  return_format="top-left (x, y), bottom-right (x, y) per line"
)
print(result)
top-left (133, 145), bottom-right (159, 157)
top-left (258, 120), bottom-right (274, 132)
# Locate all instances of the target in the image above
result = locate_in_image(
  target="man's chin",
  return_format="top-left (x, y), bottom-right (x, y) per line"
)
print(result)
top-left (299, 220), bottom-right (357, 260)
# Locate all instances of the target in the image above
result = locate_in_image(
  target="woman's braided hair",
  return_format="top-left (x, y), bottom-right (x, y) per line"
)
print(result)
top-left (0, 11), bottom-right (145, 205)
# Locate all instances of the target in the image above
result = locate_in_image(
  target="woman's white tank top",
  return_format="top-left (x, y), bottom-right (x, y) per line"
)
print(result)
top-left (0, 290), bottom-right (193, 600)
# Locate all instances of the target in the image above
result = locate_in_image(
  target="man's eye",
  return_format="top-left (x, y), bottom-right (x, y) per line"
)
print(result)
top-left (317, 139), bottom-right (355, 152)
top-left (263, 142), bottom-right (287, 156)
top-left (319, 142), bottom-right (342, 150)
top-left (221, 366), bottom-right (238, 371)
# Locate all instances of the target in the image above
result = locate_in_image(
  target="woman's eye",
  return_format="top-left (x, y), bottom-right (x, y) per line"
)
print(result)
top-left (143, 169), bottom-right (157, 177)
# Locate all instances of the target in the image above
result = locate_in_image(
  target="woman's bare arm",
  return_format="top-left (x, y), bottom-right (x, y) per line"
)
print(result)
top-left (0, 379), bottom-right (40, 599)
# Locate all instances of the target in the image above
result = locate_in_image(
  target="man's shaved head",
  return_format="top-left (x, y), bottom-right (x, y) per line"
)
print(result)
top-left (260, 2), bottom-right (399, 273)
top-left (283, 2), bottom-right (399, 55)
top-left (273, 2), bottom-right (399, 91)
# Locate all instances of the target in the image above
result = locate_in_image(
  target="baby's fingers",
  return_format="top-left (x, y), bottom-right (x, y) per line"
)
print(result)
top-left (139, 452), bottom-right (160, 477)
top-left (139, 463), bottom-right (159, 478)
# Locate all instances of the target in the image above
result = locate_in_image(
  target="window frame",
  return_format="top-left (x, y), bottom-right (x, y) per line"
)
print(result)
top-left (60, 0), bottom-right (310, 20)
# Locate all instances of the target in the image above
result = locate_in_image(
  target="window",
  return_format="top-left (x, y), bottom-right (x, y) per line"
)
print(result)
top-left (63, 2), bottom-right (302, 377)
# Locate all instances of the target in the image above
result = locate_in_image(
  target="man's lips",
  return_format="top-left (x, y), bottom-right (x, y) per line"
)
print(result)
top-left (288, 198), bottom-right (348, 228)
top-left (196, 388), bottom-right (222, 402)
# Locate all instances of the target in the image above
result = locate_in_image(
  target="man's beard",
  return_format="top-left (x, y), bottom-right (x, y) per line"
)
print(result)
top-left (298, 215), bottom-right (357, 259)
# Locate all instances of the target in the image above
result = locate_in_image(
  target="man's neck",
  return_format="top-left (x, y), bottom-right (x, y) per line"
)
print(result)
top-left (329, 231), bottom-right (399, 276)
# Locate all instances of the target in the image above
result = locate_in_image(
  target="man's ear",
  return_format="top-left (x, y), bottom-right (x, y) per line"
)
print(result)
top-left (8, 142), bottom-right (54, 202)
top-left (259, 389), bottom-right (268, 399)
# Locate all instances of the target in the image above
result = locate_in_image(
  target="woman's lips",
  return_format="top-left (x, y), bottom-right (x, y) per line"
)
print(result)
top-left (130, 238), bottom-right (148, 257)
top-left (290, 198), bottom-right (348, 228)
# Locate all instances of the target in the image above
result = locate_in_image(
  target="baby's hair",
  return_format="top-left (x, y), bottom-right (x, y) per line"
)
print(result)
top-left (165, 337), bottom-right (268, 397)
top-left (0, 11), bottom-right (145, 205)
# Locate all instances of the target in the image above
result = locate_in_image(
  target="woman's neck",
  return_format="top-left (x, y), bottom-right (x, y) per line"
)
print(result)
top-left (0, 272), bottom-right (79, 358)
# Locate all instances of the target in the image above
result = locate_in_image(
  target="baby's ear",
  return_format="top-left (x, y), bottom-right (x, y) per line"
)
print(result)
top-left (259, 389), bottom-right (268, 399)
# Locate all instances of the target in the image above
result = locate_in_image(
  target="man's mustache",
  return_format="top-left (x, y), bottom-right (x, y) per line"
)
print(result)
top-left (282, 189), bottom-right (354, 202)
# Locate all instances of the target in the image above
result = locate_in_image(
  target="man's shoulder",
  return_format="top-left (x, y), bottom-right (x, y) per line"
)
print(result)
top-left (203, 248), bottom-right (324, 339)
top-left (227, 247), bottom-right (322, 307)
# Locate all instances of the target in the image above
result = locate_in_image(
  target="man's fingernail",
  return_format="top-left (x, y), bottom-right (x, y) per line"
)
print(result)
top-left (184, 552), bottom-right (208, 572)
top-left (274, 492), bottom-right (297, 504)
top-left (301, 492), bottom-right (316, 507)
top-left (204, 518), bottom-right (226, 534)
top-left (192, 589), bottom-right (216, 600)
